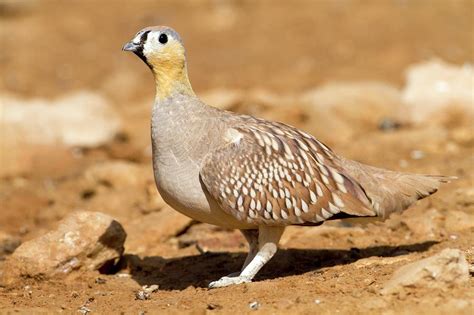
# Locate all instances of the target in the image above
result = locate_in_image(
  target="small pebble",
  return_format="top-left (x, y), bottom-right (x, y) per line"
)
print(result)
top-left (378, 118), bottom-right (401, 132)
top-left (249, 301), bottom-right (260, 310)
top-left (410, 150), bottom-right (425, 160)
top-left (19, 226), bottom-right (30, 235)
top-left (135, 290), bottom-right (151, 301)
top-left (143, 284), bottom-right (159, 293)
top-left (23, 285), bottom-right (32, 296)
top-left (95, 277), bottom-right (106, 284)
top-left (314, 299), bottom-right (321, 304)
top-left (71, 147), bottom-right (84, 159)
top-left (78, 306), bottom-right (91, 315)
top-left (135, 285), bottom-right (159, 300)
top-left (399, 159), bottom-right (408, 168)
top-left (207, 303), bottom-right (222, 310)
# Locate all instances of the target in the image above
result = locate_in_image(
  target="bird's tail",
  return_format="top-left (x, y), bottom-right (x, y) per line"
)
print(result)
top-left (338, 158), bottom-right (456, 218)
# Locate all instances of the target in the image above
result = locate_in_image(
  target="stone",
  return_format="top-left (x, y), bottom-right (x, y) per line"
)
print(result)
top-left (401, 59), bottom-right (474, 124)
top-left (249, 301), bottom-right (260, 310)
top-left (135, 284), bottom-right (159, 300)
top-left (1, 211), bottom-right (126, 285)
top-left (0, 92), bottom-right (121, 148)
top-left (381, 248), bottom-right (470, 295)
top-left (0, 92), bottom-right (122, 177)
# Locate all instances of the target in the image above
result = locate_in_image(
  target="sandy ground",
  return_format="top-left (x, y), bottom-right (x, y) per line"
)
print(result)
top-left (0, 0), bottom-right (473, 314)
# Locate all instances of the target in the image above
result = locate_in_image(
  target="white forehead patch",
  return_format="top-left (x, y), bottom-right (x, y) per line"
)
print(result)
top-left (143, 31), bottom-right (169, 56)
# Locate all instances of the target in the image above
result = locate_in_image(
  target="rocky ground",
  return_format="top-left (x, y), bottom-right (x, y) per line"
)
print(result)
top-left (0, 1), bottom-right (473, 314)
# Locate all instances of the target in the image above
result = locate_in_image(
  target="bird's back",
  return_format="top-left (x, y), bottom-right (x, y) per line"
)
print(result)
top-left (199, 105), bottom-right (454, 225)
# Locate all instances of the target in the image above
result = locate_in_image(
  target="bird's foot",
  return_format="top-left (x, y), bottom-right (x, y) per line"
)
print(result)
top-left (208, 275), bottom-right (251, 288)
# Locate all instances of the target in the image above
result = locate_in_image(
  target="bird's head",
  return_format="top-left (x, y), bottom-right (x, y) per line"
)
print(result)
top-left (123, 26), bottom-right (193, 100)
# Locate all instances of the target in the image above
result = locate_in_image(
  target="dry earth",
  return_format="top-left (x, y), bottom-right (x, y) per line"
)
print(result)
top-left (0, 1), bottom-right (473, 314)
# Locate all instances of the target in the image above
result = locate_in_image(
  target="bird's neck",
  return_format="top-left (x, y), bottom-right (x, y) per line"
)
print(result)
top-left (152, 62), bottom-right (195, 101)
top-left (150, 89), bottom-right (212, 168)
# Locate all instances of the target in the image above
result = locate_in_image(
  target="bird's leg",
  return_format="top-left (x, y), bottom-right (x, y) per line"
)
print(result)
top-left (225, 229), bottom-right (259, 277)
top-left (238, 226), bottom-right (285, 280)
top-left (240, 229), bottom-right (260, 270)
top-left (208, 226), bottom-right (285, 288)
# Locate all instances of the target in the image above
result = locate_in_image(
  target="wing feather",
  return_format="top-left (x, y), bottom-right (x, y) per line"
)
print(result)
top-left (200, 120), bottom-right (375, 226)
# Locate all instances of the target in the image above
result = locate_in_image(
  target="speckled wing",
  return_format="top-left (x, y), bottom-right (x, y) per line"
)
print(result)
top-left (199, 120), bottom-right (376, 226)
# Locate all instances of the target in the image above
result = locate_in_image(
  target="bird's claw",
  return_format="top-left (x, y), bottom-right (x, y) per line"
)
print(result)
top-left (208, 275), bottom-right (251, 288)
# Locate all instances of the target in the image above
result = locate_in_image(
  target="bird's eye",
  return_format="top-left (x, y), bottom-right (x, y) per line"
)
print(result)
top-left (158, 34), bottom-right (168, 44)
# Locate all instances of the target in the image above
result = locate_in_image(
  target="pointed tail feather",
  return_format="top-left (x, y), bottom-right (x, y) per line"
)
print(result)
top-left (337, 157), bottom-right (456, 218)
top-left (374, 173), bottom-right (456, 217)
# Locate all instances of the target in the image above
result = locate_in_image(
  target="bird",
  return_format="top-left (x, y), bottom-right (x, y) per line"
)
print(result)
top-left (123, 26), bottom-right (454, 288)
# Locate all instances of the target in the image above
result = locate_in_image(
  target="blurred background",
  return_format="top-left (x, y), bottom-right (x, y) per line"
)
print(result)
top-left (0, 0), bottom-right (473, 313)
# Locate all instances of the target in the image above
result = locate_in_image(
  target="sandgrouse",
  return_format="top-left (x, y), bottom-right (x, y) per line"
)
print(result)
top-left (123, 26), bottom-right (453, 288)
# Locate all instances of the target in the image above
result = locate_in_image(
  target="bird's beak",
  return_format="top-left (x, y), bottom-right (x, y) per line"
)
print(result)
top-left (122, 41), bottom-right (139, 52)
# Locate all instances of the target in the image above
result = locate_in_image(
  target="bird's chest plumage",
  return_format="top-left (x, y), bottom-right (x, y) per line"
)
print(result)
top-left (149, 99), bottom-right (251, 228)
top-left (153, 150), bottom-right (207, 212)
top-left (151, 105), bottom-right (209, 213)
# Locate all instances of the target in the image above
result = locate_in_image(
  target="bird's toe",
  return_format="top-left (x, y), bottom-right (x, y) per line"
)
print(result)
top-left (208, 276), bottom-right (251, 288)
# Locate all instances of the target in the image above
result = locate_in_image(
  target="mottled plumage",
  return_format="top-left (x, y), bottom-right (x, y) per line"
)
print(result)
top-left (123, 26), bottom-right (454, 288)
top-left (200, 118), bottom-right (375, 226)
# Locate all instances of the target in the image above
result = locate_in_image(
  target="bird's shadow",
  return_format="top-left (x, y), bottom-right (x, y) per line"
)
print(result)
top-left (121, 241), bottom-right (437, 290)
